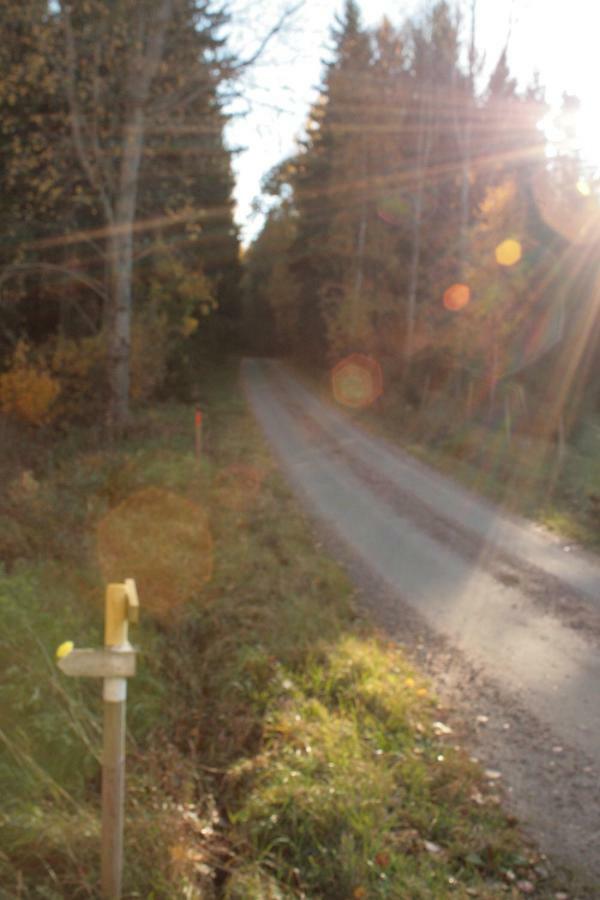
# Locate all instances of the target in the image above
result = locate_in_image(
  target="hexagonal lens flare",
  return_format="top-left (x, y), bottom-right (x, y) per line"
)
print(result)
top-left (331, 354), bottom-right (383, 409)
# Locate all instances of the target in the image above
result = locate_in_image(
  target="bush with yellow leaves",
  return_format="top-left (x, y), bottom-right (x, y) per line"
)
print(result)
top-left (0, 291), bottom-right (201, 427)
top-left (0, 340), bottom-right (61, 425)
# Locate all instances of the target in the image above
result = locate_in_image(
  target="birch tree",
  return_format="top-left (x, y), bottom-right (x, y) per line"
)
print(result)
top-left (58, 0), bottom-right (179, 428)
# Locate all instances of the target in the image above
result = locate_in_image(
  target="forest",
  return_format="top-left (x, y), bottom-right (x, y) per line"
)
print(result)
top-left (0, 0), bottom-right (241, 432)
top-left (1, 1), bottom-right (598, 459)
top-left (1, 0), bottom-right (599, 897)
top-left (245, 3), bottom-right (599, 505)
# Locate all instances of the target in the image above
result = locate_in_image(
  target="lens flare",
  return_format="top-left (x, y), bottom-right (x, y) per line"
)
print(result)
top-left (332, 354), bottom-right (383, 409)
top-left (495, 239), bottom-right (522, 267)
top-left (576, 178), bottom-right (591, 197)
top-left (97, 487), bottom-right (213, 622)
top-left (443, 283), bottom-right (470, 311)
top-left (376, 194), bottom-right (410, 227)
top-left (532, 169), bottom-right (599, 245)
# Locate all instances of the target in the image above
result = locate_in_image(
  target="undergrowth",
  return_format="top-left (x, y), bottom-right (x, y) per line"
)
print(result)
top-left (0, 360), bottom-right (581, 897)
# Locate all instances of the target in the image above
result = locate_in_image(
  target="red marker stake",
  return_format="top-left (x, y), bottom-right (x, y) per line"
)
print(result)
top-left (195, 408), bottom-right (202, 459)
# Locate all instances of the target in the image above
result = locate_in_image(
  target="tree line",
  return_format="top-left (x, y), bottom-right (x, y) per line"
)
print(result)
top-left (0, 0), bottom-right (241, 430)
top-left (1, 0), bottom-right (598, 444)
top-left (244, 0), bottom-right (600, 443)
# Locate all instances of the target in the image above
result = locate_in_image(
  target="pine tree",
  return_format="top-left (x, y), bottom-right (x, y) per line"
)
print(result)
top-left (287, 0), bottom-right (374, 363)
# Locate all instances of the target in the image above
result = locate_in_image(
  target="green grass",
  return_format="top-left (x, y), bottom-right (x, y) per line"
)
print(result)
top-left (0, 360), bottom-right (583, 897)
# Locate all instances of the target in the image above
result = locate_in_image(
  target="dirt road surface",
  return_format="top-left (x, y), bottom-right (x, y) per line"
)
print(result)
top-left (242, 358), bottom-right (600, 890)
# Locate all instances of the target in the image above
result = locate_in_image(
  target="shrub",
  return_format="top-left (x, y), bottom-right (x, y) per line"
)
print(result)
top-left (49, 334), bottom-right (107, 424)
top-left (130, 313), bottom-right (169, 403)
top-left (0, 340), bottom-right (61, 425)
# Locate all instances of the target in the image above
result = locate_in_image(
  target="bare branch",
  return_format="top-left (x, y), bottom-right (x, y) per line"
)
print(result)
top-left (60, 3), bottom-right (114, 222)
top-left (90, 41), bottom-right (116, 197)
top-left (231, 2), bottom-right (305, 72)
top-left (0, 263), bottom-right (108, 304)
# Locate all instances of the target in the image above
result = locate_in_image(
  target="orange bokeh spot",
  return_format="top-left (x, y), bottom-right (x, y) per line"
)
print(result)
top-left (495, 238), bottom-right (522, 267)
top-left (97, 487), bottom-right (213, 622)
top-left (332, 353), bottom-right (383, 409)
top-left (443, 283), bottom-right (470, 312)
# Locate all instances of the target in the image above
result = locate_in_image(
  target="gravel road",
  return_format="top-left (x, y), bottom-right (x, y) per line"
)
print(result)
top-left (242, 358), bottom-right (600, 891)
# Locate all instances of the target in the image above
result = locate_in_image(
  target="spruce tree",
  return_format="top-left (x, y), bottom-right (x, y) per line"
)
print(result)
top-left (287, 0), bottom-right (373, 364)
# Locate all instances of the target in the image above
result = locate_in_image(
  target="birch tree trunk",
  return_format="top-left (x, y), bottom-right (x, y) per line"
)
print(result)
top-left (107, 111), bottom-right (147, 430)
top-left (61, 0), bottom-right (173, 432)
top-left (107, 2), bottom-right (172, 431)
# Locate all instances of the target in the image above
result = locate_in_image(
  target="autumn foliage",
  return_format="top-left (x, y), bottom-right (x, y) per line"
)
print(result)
top-left (0, 341), bottom-right (61, 425)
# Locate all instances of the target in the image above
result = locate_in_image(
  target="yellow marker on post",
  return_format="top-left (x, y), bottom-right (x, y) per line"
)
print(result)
top-left (56, 579), bottom-right (139, 900)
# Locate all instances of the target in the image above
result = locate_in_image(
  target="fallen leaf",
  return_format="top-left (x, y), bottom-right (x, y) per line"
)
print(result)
top-left (374, 851), bottom-right (390, 868)
top-left (433, 721), bottom-right (452, 735)
top-left (424, 840), bottom-right (442, 854)
top-left (353, 888), bottom-right (367, 899)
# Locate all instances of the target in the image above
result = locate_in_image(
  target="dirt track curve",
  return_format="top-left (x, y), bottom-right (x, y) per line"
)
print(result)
top-left (242, 358), bottom-right (600, 890)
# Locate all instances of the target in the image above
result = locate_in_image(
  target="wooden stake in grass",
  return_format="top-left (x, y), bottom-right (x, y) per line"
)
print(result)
top-left (56, 579), bottom-right (139, 900)
top-left (195, 407), bottom-right (203, 459)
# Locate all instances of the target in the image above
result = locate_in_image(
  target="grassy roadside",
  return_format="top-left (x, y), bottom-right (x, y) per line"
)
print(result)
top-left (0, 359), bottom-right (582, 897)
top-left (290, 363), bottom-right (600, 553)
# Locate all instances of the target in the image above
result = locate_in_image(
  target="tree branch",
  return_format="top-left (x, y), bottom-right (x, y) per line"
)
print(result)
top-left (60, 4), bottom-right (114, 222)
top-left (232, 2), bottom-right (305, 72)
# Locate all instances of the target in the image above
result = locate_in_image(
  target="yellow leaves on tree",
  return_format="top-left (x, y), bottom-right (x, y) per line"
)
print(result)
top-left (147, 242), bottom-right (217, 329)
top-left (479, 178), bottom-right (516, 221)
top-left (181, 316), bottom-right (199, 337)
top-left (0, 340), bottom-right (60, 425)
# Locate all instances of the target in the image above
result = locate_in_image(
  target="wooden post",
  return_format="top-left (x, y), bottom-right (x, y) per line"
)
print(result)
top-left (102, 692), bottom-right (126, 899)
top-left (56, 579), bottom-right (139, 900)
top-left (101, 580), bottom-right (137, 899)
top-left (194, 407), bottom-right (203, 459)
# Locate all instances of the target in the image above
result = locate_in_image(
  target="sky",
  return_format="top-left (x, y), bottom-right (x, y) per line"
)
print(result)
top-left (226, 0), bottom-right (600, 245)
